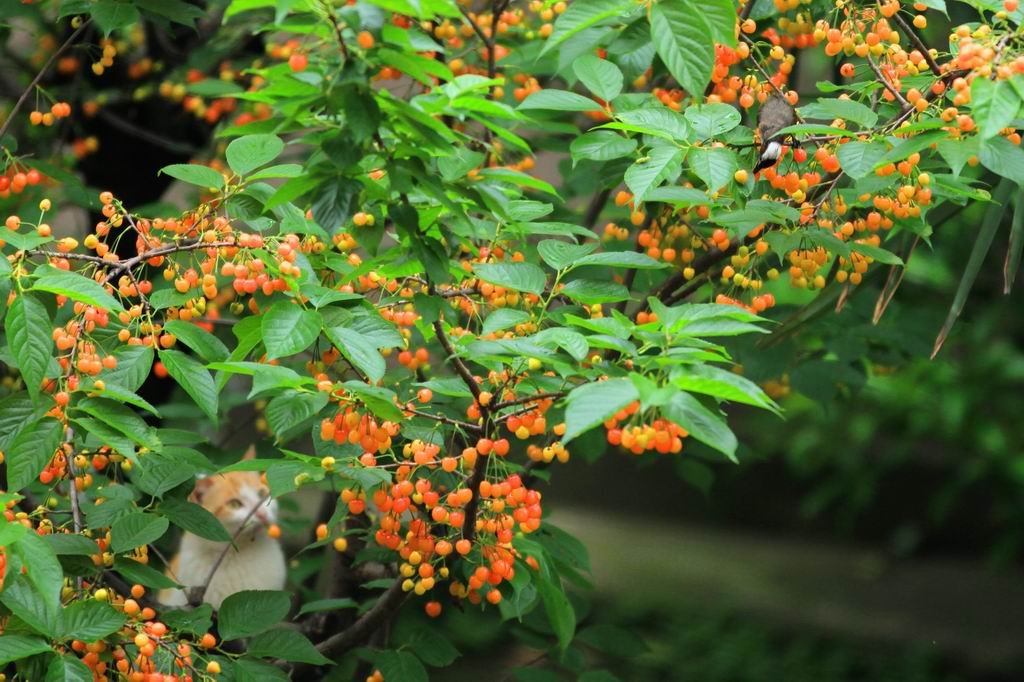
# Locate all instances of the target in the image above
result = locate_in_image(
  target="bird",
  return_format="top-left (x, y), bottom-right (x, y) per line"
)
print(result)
top-left (753, 93), bottom-right (798, 174)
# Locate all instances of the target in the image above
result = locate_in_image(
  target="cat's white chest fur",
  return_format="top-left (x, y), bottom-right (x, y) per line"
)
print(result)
top-left (162, 531), bottom-right (286, 610)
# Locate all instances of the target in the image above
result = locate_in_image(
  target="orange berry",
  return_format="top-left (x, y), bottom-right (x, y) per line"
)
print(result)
top-left (357, 31), bottom-right (375, 49)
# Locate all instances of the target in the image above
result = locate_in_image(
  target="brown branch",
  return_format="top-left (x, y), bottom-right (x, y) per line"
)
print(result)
top-left (431, 320), bottom-right (482, 401)
top-left (740, 0), bottom-right (757, 21)
top-left (491, 391), bottom-right (566, 411)
top-left (189, 493), bottom-right (269, 607)
top-left (0, 21), bottom-right (90, 141)
top-left (865, 53), bottom-right (911, 112)
top-left (404, 406), bottom-right (482, 433)
top-left (890, 12), bottom-right (943, 77)
top-left (312, 577), bottom-right (408, 657)
top-left (324, 2), bottom-right (351, 62)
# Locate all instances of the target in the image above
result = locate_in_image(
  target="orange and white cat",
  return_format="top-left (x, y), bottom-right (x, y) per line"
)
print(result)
top-left (159, 448), bottom-right (286, 610)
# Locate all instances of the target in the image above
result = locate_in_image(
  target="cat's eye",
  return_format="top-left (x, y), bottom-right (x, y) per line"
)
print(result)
top-left (227, 499), bottom-right (245, 510)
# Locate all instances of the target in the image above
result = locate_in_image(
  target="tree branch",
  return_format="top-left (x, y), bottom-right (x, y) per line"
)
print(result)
top-left (312, 577), bottom-right (408, 657)
top-left (0, 21), bottom-right (91, 141)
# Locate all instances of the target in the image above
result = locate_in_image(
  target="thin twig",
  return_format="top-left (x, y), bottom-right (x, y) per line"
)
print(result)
top-left (190, 493), bottom-right (270, 606)
top-left (0, 21), bottom-right (91, 141)
top-left (312, 577), bottom-right (407, 657)
top-left (403, 406), bottom-right (482, 433)
top-left (865, 53), bottom-right (911, 112)
top-left (890, 11), bottom-right (942, 77)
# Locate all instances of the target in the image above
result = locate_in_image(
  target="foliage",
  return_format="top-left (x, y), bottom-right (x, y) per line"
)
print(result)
top-left (0, 0), bottom-right (1022, 679)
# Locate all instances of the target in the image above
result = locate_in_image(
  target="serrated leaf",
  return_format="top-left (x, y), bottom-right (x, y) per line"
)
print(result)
top-left (836, 140), bottom-right (889, 179)
top-left (159, 350), bottom-right (220, 423)
top-left (663, 391), bottom-right (738, 462)
top-left (60, 601), bottom-right (126, 641)
top-left (687, 146), bottom-right (738, 190)
top-left (46, 655), bottom-right (95, 682)
top-left (227, 134), bottom-right (284, 176)
top-left (248, 628), bottom-right (332, 664)
top-left (262, 303), bottom-right (322, 360)
top-left (157, 497), bottom-right (230, 542)
top-left (561, 279), bottom-right (630, 304)
top-left (569, 131), bottom-right (637, 165)
top-left (625, 144), bottom-right (686, 204)
top-left (323, 326), bottom-right (385, 383)
top-left (570, 251), bottom-right (667, 270)
top-left (0, 635), bottom-right (51, 666)
top-left (573, 55), bottom-right (623, 101)
top-left (91, 0), bottom-right (140, 35)
top-left (537, 240), bottom-right (597, 271)
top-left (536, 573), bottom-right (576, 651)
top-left (6, 418), bottom-right (62, 491)
top-left (650, 0), bottom-right (715, 97)
top-left (110, 512), bottom-right (169, 553)
top-left (540, 0), bottom-right (635, 55)
top-left (163, 321), bottom-right (230, 363)
top-left (5, 293), bottom-right (52, 400)
top-left (563, 378), bottom-right (638, 443)
top-left (32, 265), bottom-right (122, 311)
top-left (518, 89), bottom-right (602, 112)
top-left (474, 262), bottom-right (547, 295)
top-left (218, 590), bottom-right (291, 640)
top-left (159, 163), bottom-right (224, 188)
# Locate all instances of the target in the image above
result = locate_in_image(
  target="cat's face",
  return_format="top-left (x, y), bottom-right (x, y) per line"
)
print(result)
top-left (191, 470), bottom-right (277, 537)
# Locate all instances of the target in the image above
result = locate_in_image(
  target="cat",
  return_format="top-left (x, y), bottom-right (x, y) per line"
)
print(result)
top-left (159, 446), bottom-right (286, 610)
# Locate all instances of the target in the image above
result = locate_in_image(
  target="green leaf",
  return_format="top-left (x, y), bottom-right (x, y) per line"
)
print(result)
top-left (536, 573), bottom-right (576, 651)
top-left (563, 378), bottom-right (639, 444)
top-left (798, 98), bottom-right (878, 129)
top-left (405, 627), bottom-right (461, 667)
top-left (162, 604), bottom-right (213, 635)
top-left (650, 0), bottom-right (715, 97)
top-left (368, 651), bottom-right (428, 682)
top-left (973, 77), bottom-right (1022, 140)
top-left (295, 598), bottom-right (358, 616)
top-left (571, 251), bottom-right (667, 270)
top-left (699, 0), bottom-right (738, 47)
top-left (625, 144), bottom-right (685, 204)
top-left (248, 628), bottom-right (331, 664)
top-left (517, 89), bottom-right (603, 112)
top-left (159, 163), bottom-right (225, 189)
top-left (848, 242), bottom-right (904, 265)
top-left (979, 135), bottom-right (1024, 185)
top-left (684, 103), bottom-right (742, 140)
top-left (481, 309), bottom-right (532, 336)
top-left (687, 146), bottom-right (738, 190)
top-left (159, 350), bottom-right (220, 423)
top-left (261, 303), bottom-right (322, 360)
top-left (218, 590), bottom-right (291, 640)
top-left (836, 140), bottom-right (889, 179)
top-left (158, 497), bottom-right (231, 542)
top-left (672, 365), bottom-right (778, 411)
top-left (573, 55), bottom-right (623, 101)
top-left (5, 293), bottom-right (52, 400)
top-left (663, 391), bottom-right (738, 462)
top-left (163, 321), bottom-right (229, 363)
top-left (0, 573), bottom-right (59, 635)
top-left (110, 512), bottom-right (170, 554)
top-left (0, 635), bottom-right (51, 666)
top-left (75, 395), bottom-right (160, 448)
top-left (227, 134), bottom-right (284, 176)
top-left (541, 0), bottom-right (635, 55)
top-left (60, 601), bottom-right (126, 641)
top-left (234, 658), bottom-right (290, 682)
top-left (11, 532), bottom-right (63, 615)
top-left (32, 265), bottom-right (123, 312)
top-left (0, 519), bottom-right (28, 546)
top-left (561, 279), bottom-right (630, 304)
top-left (933, 178), bottom-right (1012, 357)
top-left (323, 326), bottom-right (385, 383)
top-left (537, 240), bottom-right (597, 271)
top-left (91, 0), bottom-right (140, 35)
top-left (41, 534), bottom-right (97, 556)
top-left (474, 262), bottom-right (548, 296)
top-left (6, 417), bottom-right (62, 491)
top-left (46, 654), bottom-right (94, 682)
top-left (98, 345), bottom-right (153, 392)
top-left (114, 558), bottom-right (180, 589)
top-left (378, 48), bottom-right (453, 86)
top-left (266, 390), bottom-right (330, 442)
top-left (569, 131), bottom-right (637, 165)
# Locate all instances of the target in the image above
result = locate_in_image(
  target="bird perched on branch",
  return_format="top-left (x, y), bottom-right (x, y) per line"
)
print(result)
top-left (753, 93), bottom-right (798, 174)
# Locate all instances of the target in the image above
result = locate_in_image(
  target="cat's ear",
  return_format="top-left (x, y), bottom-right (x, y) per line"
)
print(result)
top-left (242, 444), bottom-right (257, 461)
top-left (190, 476), bottom-right (215, 504)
